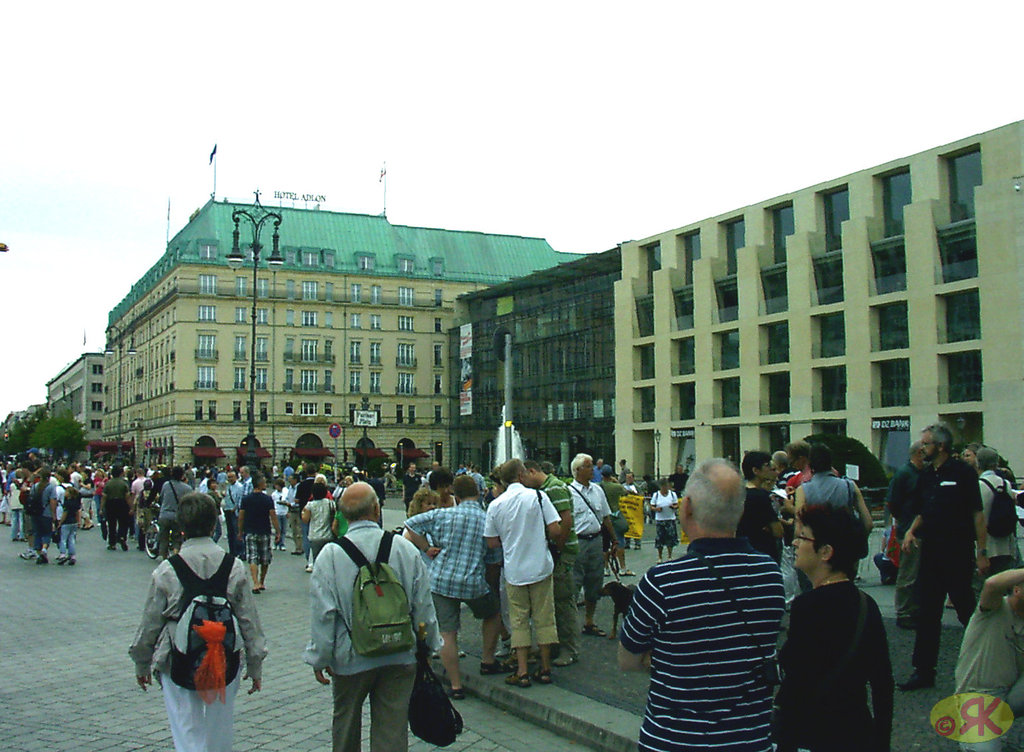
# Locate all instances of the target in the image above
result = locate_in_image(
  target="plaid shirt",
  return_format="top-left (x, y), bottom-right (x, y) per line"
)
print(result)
top-left (405, 500), bottom-right (500, 600)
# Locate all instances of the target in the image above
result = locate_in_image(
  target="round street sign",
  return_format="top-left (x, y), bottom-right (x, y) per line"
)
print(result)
top-left (328, 422), bottom-right (342, 438)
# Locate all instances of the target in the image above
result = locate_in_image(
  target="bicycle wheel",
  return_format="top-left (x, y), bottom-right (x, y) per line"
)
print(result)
top-left (144, 523), bottom-right (159, 559)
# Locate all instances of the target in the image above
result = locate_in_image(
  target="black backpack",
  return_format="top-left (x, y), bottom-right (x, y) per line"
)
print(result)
top-left (23, 483), bottom-right (44, 516)
top-left (168, 554), bottom-right (241, 694)
top-left (982, 478), bottom-right (1017, 538)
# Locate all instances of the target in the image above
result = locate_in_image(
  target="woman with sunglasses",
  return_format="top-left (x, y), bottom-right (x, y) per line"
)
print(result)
top-left (775, 504), bottom-right (894, 751)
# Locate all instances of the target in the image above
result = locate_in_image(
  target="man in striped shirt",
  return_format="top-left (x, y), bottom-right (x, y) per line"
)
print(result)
top-left (619, 458), bottom-right (785, 752)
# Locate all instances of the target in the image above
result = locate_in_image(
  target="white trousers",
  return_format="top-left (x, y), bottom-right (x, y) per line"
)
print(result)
top-left (162, 675), bottom-right (240, 752)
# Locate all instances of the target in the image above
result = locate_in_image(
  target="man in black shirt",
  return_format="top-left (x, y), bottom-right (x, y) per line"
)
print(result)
top-left (899, 423), bottom-right (987, 690)
top-left (887, 441), bottom-right (926, 628)
top-left (667, 464), bottom-right (689, 497)
top-left (238, 472), bottom-right (280, 591)
top-left (402, 463), bottom-right (421, 512)
top-left (293, 463), bottom-right (317, 559)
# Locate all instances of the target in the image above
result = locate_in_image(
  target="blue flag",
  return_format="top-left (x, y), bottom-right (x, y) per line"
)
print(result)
top-left (209, 144), bottom-right (217, 165)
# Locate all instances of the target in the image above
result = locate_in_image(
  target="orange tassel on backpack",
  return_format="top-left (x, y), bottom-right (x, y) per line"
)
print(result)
top-left (192, 620), bottom-right (228, 704)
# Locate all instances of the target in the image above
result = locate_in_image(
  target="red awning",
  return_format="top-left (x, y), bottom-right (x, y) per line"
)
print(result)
top-left (293, 447), bottom-right (335, 458)
top-left (400, 447), bottom-right (430, 459)
top-left (355, 447), bottom-right (388, 459)
top-left (87, 440), bottom-right (135, 452)
top-left (236, 446), bottom-right (272, 459)
top-left (192, 446), bottom-right (226, 459)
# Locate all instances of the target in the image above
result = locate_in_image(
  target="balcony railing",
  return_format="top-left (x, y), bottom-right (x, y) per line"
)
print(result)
top-left (195, 349), bottom-right (218, 361)
top-left (194, 380), bottom-right (218, 390)
top-left (283, 352), bottom-right (336, 364)
top-left (395, 387), bottom-right (418, 396)
top-left (396, 357), bottom-right (418, 368)
top-left (233, 350), bottom-right (246, 362)
top-left (938, 383), bottom-right (982, 404)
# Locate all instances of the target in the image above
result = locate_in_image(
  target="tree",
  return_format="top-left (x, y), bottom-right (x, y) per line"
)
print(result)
top-left (3, 407), bottom-right (46, 454)
top-left (31, 414), bottom-right (86, 458)
top-left (802, 433), bottom-right (888, 489)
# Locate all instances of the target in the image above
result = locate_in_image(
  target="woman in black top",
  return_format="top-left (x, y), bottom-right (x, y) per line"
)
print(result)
top-left (737, 451), bottom-right (783, 563)
top-left (776, 504), bottom-right (894, 752)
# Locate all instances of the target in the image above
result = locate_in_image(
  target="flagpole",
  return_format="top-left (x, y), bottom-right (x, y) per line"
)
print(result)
top-left (210, 144), bottom-right (218, 200)
top-left (166, 198), bottom-right (171, 245)
top-left (380, 162), bottom-right (387, 218)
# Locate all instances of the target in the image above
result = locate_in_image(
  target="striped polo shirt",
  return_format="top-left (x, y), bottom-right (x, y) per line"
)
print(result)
top-left (620, 537), bottom-right (784, 752)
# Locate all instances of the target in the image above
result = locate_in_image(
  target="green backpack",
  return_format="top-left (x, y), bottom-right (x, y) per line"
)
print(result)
top-left (335, 532), bottom-right (415, 657)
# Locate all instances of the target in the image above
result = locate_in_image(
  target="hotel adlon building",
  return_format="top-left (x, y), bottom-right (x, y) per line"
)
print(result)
top-left (104, 199), bottom-right (573, 469)
top-left (616, 120), bottom-right (1024, 478)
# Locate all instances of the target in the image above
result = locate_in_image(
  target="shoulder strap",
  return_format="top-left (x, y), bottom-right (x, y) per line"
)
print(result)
top-left (569, 484), bottom-right (603, 525)
top-left (169, 552), bottom-right (236, 597)
top-left (168, 554), bottom-right (204, 592)
top-left (693, 552), bottom-right (757, 636)
top-left (209, 552), bottom-right (236, 593)
top-left (169, 481), bottom-right (180, 504)
top-left (337, 535), bottom-right (371, 570)
top-left (376, 530), bottom-right (394, 564)
top-left (980, 477), bottom-right (1005, 495)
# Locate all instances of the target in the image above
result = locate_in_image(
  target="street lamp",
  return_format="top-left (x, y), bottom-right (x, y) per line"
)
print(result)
top-left (652, 429), bottom-right (662, 480)
top-left (104, 335), bottom-right (137, 465)
top-left (227, 191), bottom-right (283, 471)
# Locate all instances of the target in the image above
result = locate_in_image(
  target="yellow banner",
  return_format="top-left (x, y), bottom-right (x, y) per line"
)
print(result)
top-left (619, 494), bottom-right (645, 540)
top-left (931, 693), bottom-right (1014, 743)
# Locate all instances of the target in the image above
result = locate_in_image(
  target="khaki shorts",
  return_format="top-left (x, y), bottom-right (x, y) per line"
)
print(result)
top-left (431, 591), bottom-right (500, 633)
top-left (506, 575), bottom-right (557, 648)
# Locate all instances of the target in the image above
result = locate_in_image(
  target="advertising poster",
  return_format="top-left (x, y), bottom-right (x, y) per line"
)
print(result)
top-left (459, 323), bottom-right (473, 416)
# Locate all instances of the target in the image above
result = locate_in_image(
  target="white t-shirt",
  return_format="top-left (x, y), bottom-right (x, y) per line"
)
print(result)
top-left (955, 598), bottom-right (1024, 695)
top-left (484, 482), bottom-right (560, 586)
top-left (272, 489), bottom-right (289, 516)
top-left (653, 490), bottom-right (679, 521)
top-left (568, 480), bottom-right (612, 537)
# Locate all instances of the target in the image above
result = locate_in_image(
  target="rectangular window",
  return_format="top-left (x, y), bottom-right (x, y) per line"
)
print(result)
top-left (91, 419), bottom-right (102, 429)
top-left (325, 282), bottom-right (334, 302)
top-left (302, 250), bottom-right (318, 267)
top-left (719, 378), bottom-right (740, 418)
top-left (324, 369), bottom-right (333, 390)
top-left (358, 255), bottom-right (375, 271)
top-left (817, 366), bottom-right (847, 411)
top-left (370, 342), bottom-right (382, 365)
top-left (398, 372), bottom-right (414, 395)
top-left (938, 223), bottom-right (978, 283)
top-left (302, 310), bottom-right (317, 327)
top-left (92, 382), bottom-right (104, 393)
top-left (256, 278), bottom-right (268, 297)
top-left (349, 371), bottom-right (361, 393)
top-left (717, 330), bottom-right (740, 370)
top-left (644, 242), bottom-right (661, 294)
top-left (255, 367), bottom-right (267, 391)
top-left (876, 302), bottom-right (909, 350)
top-left (301, 369), bottom-right (317, 391)
top-left (673, 289), bottom-right (694, 330)
top-left (949, 149), bottom-right (982, 222)
top-left (371, 314), bottom-right (382, 330)
top-left (397, 343), bottom-right (416, 367)
top-left (198, 305), bottom-right (216, 322)
top-left (301, 339), bottom-right (318, 361)
top-left (676, 382), bottom-right (695, 420)
top-left (716, 279), bottom-right (738, 323)
top-left (324, 311), bottom-right (333, 328)
top-left (945, 289), bottom-right (981, 342)
top-left (323, 251), bottom-right (335, 268)
top-left (877, 359), bottom-right (910, 407)
top-left (408, 405), bottom-right (416, 424)
top-left (198, 275), bottom-right (217, 295)
top-left (300, 402), bottom-right (317, 416)
top-left (636, 296), bottom-right (654, 336)
top-left (302, 281), bottom-right (318, 300)
top-left (824, 188), bottom-right (850, 252)
top-left (370, 372), bottom-right (381, 394)
top-left (207, 400), bottom-right (217, 420)
top-left (233, 400), bottom-right (242, 420)
top-left (199, 244), bottom-right (216, 260)
top-left (234, 335), bottom-right (246, 359)
top-left (396, 404), bottom-right (404, 423)
top-left (871, 239), bottom-right (907, 294)
top-left (398, 315), bottom-right (414, 331)
top-left (882, 170), bottom-right (912, 237)
top-left (234, 367), bottom-right (246, 390)
top-left (349, 340), bottom-right (361, 364)
top-left (434, 405), bottom-right (442, 423)
top-left (91, 364), bottom-right (104, 375)
top-left (255, 336), bottom-right (268, 361)
top-left (195, 400), bottom-right (203, 420)
top-left (197, 334), bottom-right (216, 359)
top-left (944, 350), bottom-right (982, 402)
top-left (813, 255), bottom-right (844, 305)
top-left (433, 259), bottom-right (443, 276)
top-left (256, 308), bottom-right (268, 324)
top-left (286, 280), bottom-right (295, 299)
top-left (683, 232), bottom-right (701, 285)
top-left (677, 338), bottom-right (695, 376)
top-left (196, 366), bottom-right (215, 390)
top-left (351, 313), bottom-right (361, 329)
top-left (284, 337), bottom-right (295, 357)
top-left (638, 344), bottom-right (655, 380)
top-left (259, 402), bottom-right (268, 422)
top-left (324, 339), bottom-right (334, 361)
top-left (637, 386), bottom-right (655, 422)
top-left (351, 283), bottom-right (361, 303)
top-left (91, 400), bottom-right (103, 411)
top-left (766, 372), bottom-right (790, 414)
top-left (724, 218), bottom-right (744, 276)
top-left (285, 402), bottom-right (294, 415)
top-left (235, 307), bottom-right (246, 323)
top-left (434, 317), bottom-right (442, 333)
top-left (371, 285), bottom-right (382, 304)
top-left (284, 368), bottom-right (294, 390)
top-left (771, 204), bottom-right (794, 264)
top-left (433, 373), bottom-right (443, 394)
top-left (763, 322), bottom-right (789, 364)
top-left (235, 277), bottom-right (247, 297)
top-left (433, 343), bottom-right (443, 367)
top-left (399, 258), bottom-right (414, 274)
top-left (761, 266), bottom-right (788, 314)
top-left (399, 286), bottom-right (415, 306)
top-left (434, 289), bottom-right (442, 307)
top-left (324, 402), bottom-right (332, 416)
top-left (817, 312), bottom-right (845, 358)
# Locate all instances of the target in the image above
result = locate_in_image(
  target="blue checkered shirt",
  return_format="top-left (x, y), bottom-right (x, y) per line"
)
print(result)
top-left (405, 500), bottom-right (500, 600)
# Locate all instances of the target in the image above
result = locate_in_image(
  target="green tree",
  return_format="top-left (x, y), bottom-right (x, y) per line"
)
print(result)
top-left (802, 433), bottom-right (888, 489)
top-left (3, 407), bottom-right (46, 454)
top-left (31, 414), bottom-right (86, 457)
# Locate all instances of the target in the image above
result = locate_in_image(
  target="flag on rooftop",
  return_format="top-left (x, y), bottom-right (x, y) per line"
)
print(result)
top-left (209, 144), bottom-right (217, 165)
top-left (379, 164), bottom-right (386, 182)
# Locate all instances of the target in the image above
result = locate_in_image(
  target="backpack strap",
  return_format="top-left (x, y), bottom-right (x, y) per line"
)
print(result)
top-left (336, 535), bottom-right (372, 570)
top-left (169, 552), bottom-right (236, 607)
top-left (375, 530), bottom-right (395, 565)
top-left (980, 477), bottom-right (1006, 495)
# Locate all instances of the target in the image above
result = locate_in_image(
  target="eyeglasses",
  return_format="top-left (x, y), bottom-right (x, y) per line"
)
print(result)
top-left (793, 535), bottom-right (816, 544)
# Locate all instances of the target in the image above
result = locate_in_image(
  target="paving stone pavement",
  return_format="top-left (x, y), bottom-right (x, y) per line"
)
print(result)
top-left (0, 520), bottom-right (582, 752)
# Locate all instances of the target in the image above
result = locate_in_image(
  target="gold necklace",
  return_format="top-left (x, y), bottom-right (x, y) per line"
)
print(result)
top-left (818, 574), bottom-right (849, 587)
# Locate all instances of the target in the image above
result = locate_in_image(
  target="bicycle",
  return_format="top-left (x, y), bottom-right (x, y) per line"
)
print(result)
top-left (142, 505), bottom-right (183, 559)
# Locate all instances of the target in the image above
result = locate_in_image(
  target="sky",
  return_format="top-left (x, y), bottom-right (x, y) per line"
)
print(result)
top-left (3, 0), bottom-right (1022, 419)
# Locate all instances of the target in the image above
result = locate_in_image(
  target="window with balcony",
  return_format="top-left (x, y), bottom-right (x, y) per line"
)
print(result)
top-left (433, 343), bottom-right (443, 367)
top-left (284, 368), bottom-right (294, 391)
top-left (813, 254), bottom-right (844, 305)
top-left (349, 371), bottom-right (361, 393)
top-left (397, 372), bottom-right (415, 395)
top-left (284, 337), bottom-right (295, 357)
top-left (349, 340), bottom-right (361, 364)
top-left (235, 277), bottom-right (247, 297)
top-left (235, 307), bottom-right (246, 323)
top-left (949, 148), bottom-right (982, 222)
top-left (717, 330), bottom-right (740, 370)
top-left (715, 279), bottom-right (738, 323)
top-left (817, 366), bottom-right (846, 411)
top-left (301, 339), bottom-right (318, 362)
top-left (678, 382), bottom-right (696, 420)
top-left (255, 336), bottom-right (268, 362)
top-left (351, 283), bottom-right (361, 303)
top-left (351, 313), bottom-right (361, 329)
top-left (673, 289), bottom-right (693, 330)
top-left (816, 312), bottom-right (845, 358)
top-left (371, 314), bottom-right (382, 330)
top-left (370, 372), bottom-right (381, 394)
top-left (763, 321), bottom-right (789, 364)
top-left (870, 238), bottom-right (907, 294)
top-left (302, 281), bottom-right (318, 300)
top-left (771, 204), bottom-right (794, 264)
top-left (234, 367), bottom-right (245, 390)
top-left (399, 286), bottom-right (415, 306)
top-left (718, 377), bottom-right (740, 417)
top-left (943, 350), bottom-right (982, 402)
top-left (882, 169), bottom-right (912, 237)
top-left (324, 369), bottom-right (333, 392)
top-left (876, 359), bottom-right (910, 407)
top-left (300, 369), bottom-right (317, 391)
top-left (370, 342), bottom-right (382, 365)
top-left (371, 285), bottom-right (382, 304)
top-left (636, 296), bottom-right (655, 336)
top-left (199, 275), bottom-right (217, 295)
top-left (876, 302), bottom-right (909, 350)
top-left (397, 343), bottom-right (416, 367)
top-left (197, 334), bottom-right (216, 359)
top-left (938, 223), bottom-right (978, 283)
top-left (638, 344), bottom-right (655, 380)
top-left (301, 310), bottom-right (317, 327)
top-left (196, 366), bottom-right (216, 390)
top-left (683, 231), bottom-right (700, 285)
top-left (234, 335), bottom-right (246, 360)
top-left (945, 289), bottom-right (981, 342)
top-left (255, 368), bottom-right (267, 391)
top-left (766, 372), bottom-right (790, 414)
top-left (823, 187), bottom-right (849, 251)
top-left (198, 305), bottom-right (216, 322)
top-left (761, 265), bottom-right (788, 314)
top-left (398, 315), bottom-right (414, 332)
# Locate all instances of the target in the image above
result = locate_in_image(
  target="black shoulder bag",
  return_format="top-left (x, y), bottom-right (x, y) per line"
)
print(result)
top-left (536, 490), bottom-right (561, 563)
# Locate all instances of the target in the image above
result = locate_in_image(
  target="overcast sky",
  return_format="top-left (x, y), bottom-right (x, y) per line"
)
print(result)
top-left (3, 0), bottom-right (1022, 419)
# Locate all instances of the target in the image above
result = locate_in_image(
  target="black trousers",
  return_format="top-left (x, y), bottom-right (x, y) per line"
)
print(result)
top-left (911, 539), bottom-right (975, 674)
top-left (106, 498), bottom-right (131, 546)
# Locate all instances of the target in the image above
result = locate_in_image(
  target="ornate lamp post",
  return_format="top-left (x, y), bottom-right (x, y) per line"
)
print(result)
top-left (653, 428), bottom-right (662, 481)
top-left (227, 192), bottom-right (283, 471)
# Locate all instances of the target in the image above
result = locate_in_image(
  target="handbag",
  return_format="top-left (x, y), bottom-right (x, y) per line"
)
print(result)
top-left (611, 511), bottom-right (629, 537)
top-left (408, 625), bottom-right (463, 747)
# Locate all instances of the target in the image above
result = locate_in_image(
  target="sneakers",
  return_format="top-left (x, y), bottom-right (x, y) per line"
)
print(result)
top-left (120, 540), bottom-right (128, 551)
top-left (36, 552), bottom-right (49, 565)
top-left (56, 554), bottom-right (68, 565)
top-left (494, 637), bottom-right (512, 659)
top-left (304, 565), bottom-right (313, 573)
top-left (67, 557), bottom-right (76, 566)
top-left (19, 549), bottom-right (37, 560)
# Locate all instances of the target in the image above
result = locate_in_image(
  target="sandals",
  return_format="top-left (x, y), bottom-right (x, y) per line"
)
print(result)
top-left (479, 661), bottom-right (504, 675)
top-left (582, 624), bottom-right (607, 637)
top-left (620, 569), bottom-right (636, 577)
top-left (448, 687), bottom-right (466, 700)
top-left (532, 668), bottom-right (552, 685)
top-left (252, 588), bottom-right (261, 594)
top-left (505, 672), bottom-right (532, 688)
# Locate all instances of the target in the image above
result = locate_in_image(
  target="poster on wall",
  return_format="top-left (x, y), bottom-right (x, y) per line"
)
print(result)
top-left (459, 323), bottom-right (473, 416)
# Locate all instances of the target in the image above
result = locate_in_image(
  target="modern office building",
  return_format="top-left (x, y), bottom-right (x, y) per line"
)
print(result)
top-left (616, 120), bottom-right (1024, 477)
top-left (451, 248), bottom-right (619, 473)
top-left (45, 352), bottom-right (107, 457)
top-left (104, 198), bottom-right (577, 469)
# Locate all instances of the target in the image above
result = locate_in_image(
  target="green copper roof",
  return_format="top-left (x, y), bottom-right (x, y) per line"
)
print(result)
top-left (109, 199), bottom-right (580, 326)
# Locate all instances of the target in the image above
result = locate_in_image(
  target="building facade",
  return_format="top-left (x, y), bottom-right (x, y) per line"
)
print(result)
top-left (451, 248), bottom-right (619, 474)
top-left (46, 352), bottom-right (107, 455)
top-left (104, 199), bottom-right (577, 470)
top-left (616, 120), bottom-right (1024, 477)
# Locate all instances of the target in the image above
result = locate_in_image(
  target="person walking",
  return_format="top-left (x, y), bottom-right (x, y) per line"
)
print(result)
top-left (103, 465), bottom-right (132, 552)
top-left (158, 467), bottom-right (191, 559)
top-left (238, 473), bottom-right (280, 592)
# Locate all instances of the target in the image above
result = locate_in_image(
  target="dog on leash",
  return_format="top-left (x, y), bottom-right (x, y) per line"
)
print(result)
top-left (600, 580), bottom-right (636, 639)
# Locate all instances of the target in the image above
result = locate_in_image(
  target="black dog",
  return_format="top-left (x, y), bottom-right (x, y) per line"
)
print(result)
top-left (599, 580), bottom-right (636, 639)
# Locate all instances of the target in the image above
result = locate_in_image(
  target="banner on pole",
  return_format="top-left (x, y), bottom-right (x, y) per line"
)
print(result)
top-left (459, 323), bottom-right (473, 416)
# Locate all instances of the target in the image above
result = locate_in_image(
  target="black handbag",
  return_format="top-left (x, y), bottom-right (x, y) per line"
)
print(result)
top-left (408, 629), bottom-right (463, 747)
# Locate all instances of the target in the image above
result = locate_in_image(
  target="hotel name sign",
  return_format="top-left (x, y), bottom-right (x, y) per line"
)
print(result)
top-left (273, 190), bottom-right (327, 203)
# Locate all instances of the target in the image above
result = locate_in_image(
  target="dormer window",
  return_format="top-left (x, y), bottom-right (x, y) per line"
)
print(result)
top-left (399, 258), bottom-right (415, 274)
top-left (357, 255), bottom-right (375, 271)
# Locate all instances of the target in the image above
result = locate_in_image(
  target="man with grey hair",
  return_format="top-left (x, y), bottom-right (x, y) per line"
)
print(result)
top-left (569, 453), bottom-right (618, 637)
top-left (977, 446), bottom-right (1019, 576)
top-left (618, 458), bottom-right (785, 751)
top-left (900, 423), bottom-right (988, 691)
top-left (305, 482), bottom-right (440, 751)
top-left (888, 440), bottom-right (926, 629)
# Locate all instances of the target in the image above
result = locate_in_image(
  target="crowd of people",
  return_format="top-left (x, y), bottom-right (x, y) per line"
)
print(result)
top-left (7, 418), bottom-right (1023, 751)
